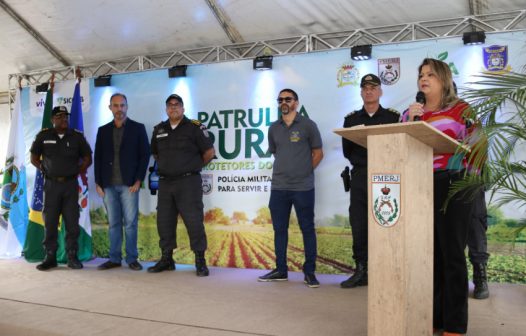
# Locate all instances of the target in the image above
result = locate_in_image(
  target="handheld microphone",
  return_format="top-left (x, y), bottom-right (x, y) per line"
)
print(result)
top-left (414, 91), bottom-right (426, 121)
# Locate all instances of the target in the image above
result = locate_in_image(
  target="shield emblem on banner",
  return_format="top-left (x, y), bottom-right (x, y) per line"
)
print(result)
top-left (378, 58), bottom-right (400, 85)
top-left (202, 174), bottom-right (213, 195)
top-left (483, 45), bottom-right (508, 72)
top-left (371, 174), bottom-right (401, 227)
top-left (337, 63), bottom-right (360, 87)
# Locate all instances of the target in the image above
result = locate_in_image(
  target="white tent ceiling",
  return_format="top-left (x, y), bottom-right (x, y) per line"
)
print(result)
top-left (1, 0), bottom-right (525, 96)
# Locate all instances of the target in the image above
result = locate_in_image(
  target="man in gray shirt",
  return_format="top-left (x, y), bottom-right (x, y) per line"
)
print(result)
top-left (258, 88), bottom-right (324, 288)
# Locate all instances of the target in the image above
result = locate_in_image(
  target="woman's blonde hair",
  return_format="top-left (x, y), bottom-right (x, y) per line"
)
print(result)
top-left (418, 58), bottom-right (459, 109)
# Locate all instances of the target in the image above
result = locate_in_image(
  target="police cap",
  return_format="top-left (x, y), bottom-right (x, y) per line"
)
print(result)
top-left (360, 74), bottom-right (381, 88)
top-left (51, 106), bottom-right (70, 117)
top-left (165, 94), bottom-right (184, 106)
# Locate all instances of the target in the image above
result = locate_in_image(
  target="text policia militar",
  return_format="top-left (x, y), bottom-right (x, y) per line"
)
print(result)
top-left (215, 175), bottom-right (272, 192)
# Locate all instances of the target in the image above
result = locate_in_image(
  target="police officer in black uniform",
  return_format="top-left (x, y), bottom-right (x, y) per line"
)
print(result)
top-left (341, 74), bottom-right (400, 288)
top-left (468, 186), bottom-right (490, 299)
top-left (453, 81), bottom-right (490, 300)
top-left (30, 106), bottom-right (92, 271)
top-left (148, 94), bottom-right (215, 276)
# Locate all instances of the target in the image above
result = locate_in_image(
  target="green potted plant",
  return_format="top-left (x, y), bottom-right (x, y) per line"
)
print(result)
top-left (453, 70), bottom-right (526, 242)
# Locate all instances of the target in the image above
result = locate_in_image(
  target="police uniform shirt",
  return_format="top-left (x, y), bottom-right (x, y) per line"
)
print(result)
top-left (30, 128), bottom-right (92, 178)
top-left (151, 116), bottom-right (213, 178)
top-left (342, 105), bottom-right (399, 168)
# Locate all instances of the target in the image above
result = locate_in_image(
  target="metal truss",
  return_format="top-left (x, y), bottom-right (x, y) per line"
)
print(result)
top-left (7, 9), bottom-right (526, 104)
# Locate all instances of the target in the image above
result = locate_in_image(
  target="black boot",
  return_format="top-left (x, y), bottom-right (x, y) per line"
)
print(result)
top-left (473, 262), bottom-right (489, 299)
top-left (147, 251), bottom-right (175, 273)
top-left (67, 250), bottom-right (83, 269)
top-left (340, 262), bottom-right (368, 288)
top-left (36, 251), bottom-right (58, 271)
top-left (195, 251), bottom-right (209, 277)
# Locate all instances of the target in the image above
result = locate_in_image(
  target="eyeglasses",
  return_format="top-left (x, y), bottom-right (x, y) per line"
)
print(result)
top-left (277, 97), bottom-right (295, 103)
top-left (167, 102), bottom-right (182, 108)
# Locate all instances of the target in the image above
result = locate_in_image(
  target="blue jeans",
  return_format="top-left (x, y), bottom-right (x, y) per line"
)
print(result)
top-left (103, 185), bottom-right (139, 264)
top-left (269, 189), bottom-right (317, 274)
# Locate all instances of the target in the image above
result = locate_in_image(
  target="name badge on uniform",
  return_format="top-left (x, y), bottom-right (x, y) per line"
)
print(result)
top-left (156, 133), bottom-right (168, 138)
top-left (43, 140), bottom-right (57, 144)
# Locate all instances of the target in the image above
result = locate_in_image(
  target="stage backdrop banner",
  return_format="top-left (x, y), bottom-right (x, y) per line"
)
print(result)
top-left (17, 31), bottom-right (526, 279)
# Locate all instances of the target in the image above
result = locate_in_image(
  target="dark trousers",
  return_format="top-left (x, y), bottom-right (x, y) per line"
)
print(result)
top-left (42, 179), bottom-right (80, 252)
top-left (349, 169), bottom-right (367, 264)
top-left (433, 171), bottom-right (472, 334)
top-left (269, 189), bottom-right (317, 274)
top-left (156, 175), bottom-right (207, 252)
top-left (468, 187), bottom-right (489, 264)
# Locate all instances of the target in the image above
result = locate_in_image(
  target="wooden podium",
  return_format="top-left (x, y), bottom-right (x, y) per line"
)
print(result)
top-left (334, 122), bottom-right (465, 336)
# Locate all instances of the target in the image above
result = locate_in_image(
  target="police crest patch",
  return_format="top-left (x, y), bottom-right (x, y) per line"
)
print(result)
top-left (371, 174), bottom-right (401, 227)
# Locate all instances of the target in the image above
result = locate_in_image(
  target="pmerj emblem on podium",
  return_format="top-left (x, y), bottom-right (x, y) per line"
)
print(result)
top-left (371, 174), bottom-right (401, 227)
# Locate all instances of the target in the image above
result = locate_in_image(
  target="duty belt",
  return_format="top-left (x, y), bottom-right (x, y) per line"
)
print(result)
top-left (46, 175), bottom-right (77, 182)
top-left (159, 172), bottom-right (200, 181)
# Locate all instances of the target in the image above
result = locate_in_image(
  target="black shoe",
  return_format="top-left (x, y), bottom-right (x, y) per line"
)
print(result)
top-left (340, 262), bottom-right (368, 288)
top-left (195, 251), bottom-right (209, 277)
top-left (128, 261), bottom-right (143, 271)
top-left (36, 252), bottom-right (57, 271)
top-left (147, 257), bottom-right (175, 273)
top-left (473, 262), bottom-right (489, 299)
top-left (474, 281), bottom-right (489, 299)
top-left (258, 269), bottom-right (288, 282)
top-left (196, 264), bottom-right (209, 277)
top-left (97, 260), bottom-right (122, 270)
top-left (67, 252), bottom-right (83, 269)
top-left (304, 273), bottom-right (320, 288)
top-left (67, 258), bottom-right (83, 269)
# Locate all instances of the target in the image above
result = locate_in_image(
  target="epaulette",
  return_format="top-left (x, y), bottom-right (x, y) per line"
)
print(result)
top-left (345, 110), bottom-right (359, 118)
top-left (192, 119), bottom-right (210, 137)
top-left (192, 119), bottom-right (209, 131)
top-left (73, 129), bottom-right (84, 134)
top-left (387, 108), bottom-right (400, 115)
top-left (37, 128), bottom-right (50, 134)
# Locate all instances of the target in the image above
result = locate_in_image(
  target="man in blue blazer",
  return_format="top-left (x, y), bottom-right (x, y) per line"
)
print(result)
top-left (94, 93), bottom-right (150, 271)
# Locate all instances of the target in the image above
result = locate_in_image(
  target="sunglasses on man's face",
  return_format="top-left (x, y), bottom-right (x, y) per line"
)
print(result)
top-left (277, 97), bottom-right (295, 104)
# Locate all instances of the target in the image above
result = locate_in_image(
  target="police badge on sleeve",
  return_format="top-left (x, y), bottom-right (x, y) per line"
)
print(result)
top-left (371, 174), bottom-right (401, 227)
